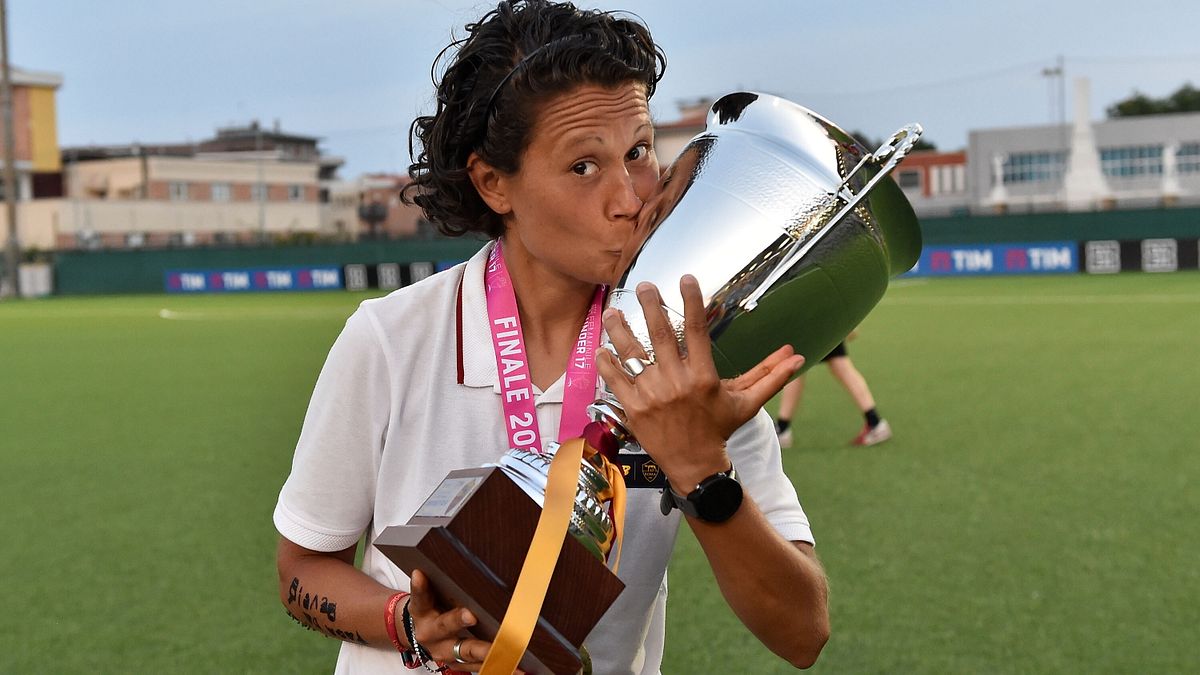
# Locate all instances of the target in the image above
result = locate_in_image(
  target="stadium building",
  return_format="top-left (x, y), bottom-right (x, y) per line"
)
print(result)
top-left (968, 78), bottom-right (1200, 215)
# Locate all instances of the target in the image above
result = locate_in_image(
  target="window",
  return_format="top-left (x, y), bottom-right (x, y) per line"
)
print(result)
top-left (169, 182), bottom-right (189, 201)
top-left (167, 232), bottom-right (197, 247)
top-left (211, 182), bottom-right (232, 201)
top-left (288, 184), bottom-right (305, 202)
top-left (931, 165), bottom-right (967, 195)
top-left (897, 170), bottom-right (921, 189)
top-left (1177, 143), bottom-right (1200, 174)
top-left (1002, 152), bottom-right (1066, 184)
top-left (76, 230), bottom-right (101, 250)
top-left (251, 184), bottom-right (268, 201)
top-left (1100, 145), bottom-right (1163, 178)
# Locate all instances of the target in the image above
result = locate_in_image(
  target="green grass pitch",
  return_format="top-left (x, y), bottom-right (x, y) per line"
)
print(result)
top-left (1, 272), bottom-right (1197, 673)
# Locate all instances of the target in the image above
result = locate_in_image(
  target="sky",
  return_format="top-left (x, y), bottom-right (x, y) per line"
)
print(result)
top-left (10, 0), bottom-right (1200, 177)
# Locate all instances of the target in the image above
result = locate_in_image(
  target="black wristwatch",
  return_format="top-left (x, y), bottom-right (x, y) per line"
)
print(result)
top-left (659, 464), bottom-right (743, 523)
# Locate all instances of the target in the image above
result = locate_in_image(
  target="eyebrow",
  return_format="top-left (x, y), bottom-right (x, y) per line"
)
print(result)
top-left (560, 123), bottom-right (654, 150)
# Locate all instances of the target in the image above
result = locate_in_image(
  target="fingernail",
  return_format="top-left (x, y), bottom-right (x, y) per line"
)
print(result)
top-left (461, 609), bottom-right (474, 625)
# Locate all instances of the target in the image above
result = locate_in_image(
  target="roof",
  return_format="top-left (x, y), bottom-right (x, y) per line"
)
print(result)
top-left (10, 65), bottom-right (63, 89)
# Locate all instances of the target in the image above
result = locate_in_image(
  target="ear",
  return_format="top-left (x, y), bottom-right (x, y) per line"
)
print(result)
top-left (466, 152), bottom-right (512, 216)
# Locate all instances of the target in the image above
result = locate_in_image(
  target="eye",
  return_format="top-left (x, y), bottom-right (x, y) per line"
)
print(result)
top-left (571, 160), bottom-right (598, 176)
top-left (627, 143), bottom-right (652, 162)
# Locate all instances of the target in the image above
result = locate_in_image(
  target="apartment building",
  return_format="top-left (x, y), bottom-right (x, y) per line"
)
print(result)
top-left (49, 121), bottom-right (346, 249)
top-left (0, 66), bottom-right (63, 201)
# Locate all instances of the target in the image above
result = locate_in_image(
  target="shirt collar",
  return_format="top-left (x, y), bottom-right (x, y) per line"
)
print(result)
top-left (457, 240), bottom-right (565, 403)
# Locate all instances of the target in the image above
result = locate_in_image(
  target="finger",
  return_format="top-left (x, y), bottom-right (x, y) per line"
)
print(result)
top-left (635, 282), bottom-right (683, 370)
top-left (736, 353), bottom-right (805, 410)
top-left (449, 637), bottom-right (491, 670)
top-left (679, 274), bottom-right (715, 372)
top-left (728, 345), bottom-right (802, 391)
top-left (408, 568), bottom-right (434, 615)
top-left (601, 307), bottom-right (648, 364)
top-left (596, 346), bottom-right (638, 400)
top-left (424, 605), bottom-right (477, 647)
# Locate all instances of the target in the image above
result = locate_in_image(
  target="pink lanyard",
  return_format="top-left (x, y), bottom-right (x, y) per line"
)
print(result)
top-left (485, 241), bottom-right (604, 453)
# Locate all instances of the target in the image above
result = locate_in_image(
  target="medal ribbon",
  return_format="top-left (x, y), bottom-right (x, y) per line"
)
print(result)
top-left (484, 240), bottom-right (604, 451)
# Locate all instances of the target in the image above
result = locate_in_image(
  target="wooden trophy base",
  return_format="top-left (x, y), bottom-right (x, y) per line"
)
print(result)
top-left (374, 466), bottom-right (625, 675)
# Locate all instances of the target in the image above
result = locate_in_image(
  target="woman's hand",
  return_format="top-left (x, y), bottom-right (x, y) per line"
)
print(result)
top-left (596, 275), bottom-right (804, 489)
top-left (407, 569), bottom-right (492, 672)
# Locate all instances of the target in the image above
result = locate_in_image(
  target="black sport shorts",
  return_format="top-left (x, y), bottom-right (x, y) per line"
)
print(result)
top-left (821, 341), bottom-right (847, 362)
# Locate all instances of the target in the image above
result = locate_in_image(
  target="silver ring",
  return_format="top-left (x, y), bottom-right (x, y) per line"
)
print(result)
top-left (622, 356), bottom-right (652, 378)
top-left (453, 638), bottom-right (468, 664)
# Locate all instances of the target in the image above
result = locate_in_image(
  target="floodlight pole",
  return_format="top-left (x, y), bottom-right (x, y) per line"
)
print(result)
top-left (1041, 55), bottom-right (1068, 206)
top-left (0, 0), bottom-right (21, 299)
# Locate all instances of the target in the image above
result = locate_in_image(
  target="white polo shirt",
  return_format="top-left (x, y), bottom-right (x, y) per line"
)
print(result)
top-left (274, 241), bottom-right (814, 674)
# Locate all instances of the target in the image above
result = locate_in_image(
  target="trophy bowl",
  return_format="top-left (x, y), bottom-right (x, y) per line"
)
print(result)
top-left (609, 91), bottom-right (923, 378)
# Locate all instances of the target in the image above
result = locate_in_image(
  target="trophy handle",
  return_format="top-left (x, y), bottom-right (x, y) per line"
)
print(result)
top-left (738, 123), bottom-right (924, 311)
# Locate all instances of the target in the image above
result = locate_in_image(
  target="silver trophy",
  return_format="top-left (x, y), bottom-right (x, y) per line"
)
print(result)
top-left (590, 91), bottom-right (924, 449)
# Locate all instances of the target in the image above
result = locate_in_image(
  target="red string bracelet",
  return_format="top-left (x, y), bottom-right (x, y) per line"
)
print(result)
top-left (384, 591), bottom-right (410, 653)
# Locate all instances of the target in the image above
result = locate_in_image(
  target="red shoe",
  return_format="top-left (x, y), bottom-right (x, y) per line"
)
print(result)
top-left (851, 420), bottom-right (892, 446)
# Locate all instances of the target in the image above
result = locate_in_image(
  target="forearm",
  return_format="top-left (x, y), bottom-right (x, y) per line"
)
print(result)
top-left (688, 499), bottom-right (830, 668)
top-left (276, 538), bottom-right (399, 649)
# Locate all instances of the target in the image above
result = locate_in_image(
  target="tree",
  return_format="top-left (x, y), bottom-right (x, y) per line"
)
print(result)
top-left (1107, 82), bottom-right (1200, 118)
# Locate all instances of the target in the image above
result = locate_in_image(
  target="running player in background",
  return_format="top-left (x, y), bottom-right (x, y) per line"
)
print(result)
top-left (775, 335), bottom-right (892, 448)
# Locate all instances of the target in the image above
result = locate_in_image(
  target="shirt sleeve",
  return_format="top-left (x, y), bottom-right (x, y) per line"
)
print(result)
top-left (273, 304), bottom-right (392, 552)
top-left (727, 409), bottom-right (815, 545)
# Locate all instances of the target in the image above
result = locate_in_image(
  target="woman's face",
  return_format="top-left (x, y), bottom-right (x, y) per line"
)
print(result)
top-left (497, 81), bottom-right (660, 287)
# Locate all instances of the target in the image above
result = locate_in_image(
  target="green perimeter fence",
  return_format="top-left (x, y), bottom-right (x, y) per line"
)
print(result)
top-left (53, 237), bottom-right (489, 295)
top-left (46, 206), bottom-right (1200, 295)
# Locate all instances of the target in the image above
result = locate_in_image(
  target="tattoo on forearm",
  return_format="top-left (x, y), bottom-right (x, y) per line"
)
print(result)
top-left (289, 577), bottom-right (337, 621)
top-left (285, 576), bottom-right (366, 645)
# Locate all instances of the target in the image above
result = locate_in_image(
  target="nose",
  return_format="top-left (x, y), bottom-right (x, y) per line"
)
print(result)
top-left (607, 169), bottom-right (643, 222)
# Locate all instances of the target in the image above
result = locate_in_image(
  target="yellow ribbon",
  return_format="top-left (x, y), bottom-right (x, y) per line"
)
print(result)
top-left (480, 438), bottom-right (627, 675)
top-left (596, 455), bottom-right (626, 574)
top-left (481, 437), bottom-right (585, 675)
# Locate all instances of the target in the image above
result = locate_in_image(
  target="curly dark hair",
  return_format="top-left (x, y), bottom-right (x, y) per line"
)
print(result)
top-left (401, 0), bottom-right (666, 239)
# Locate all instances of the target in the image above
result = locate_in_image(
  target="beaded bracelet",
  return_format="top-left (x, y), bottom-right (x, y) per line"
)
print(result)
top-left (402, 596), bottom-right (444, 671)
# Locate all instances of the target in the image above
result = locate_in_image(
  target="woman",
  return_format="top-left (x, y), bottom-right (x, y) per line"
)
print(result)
top-left (273, 2), bottom-right (829, 672)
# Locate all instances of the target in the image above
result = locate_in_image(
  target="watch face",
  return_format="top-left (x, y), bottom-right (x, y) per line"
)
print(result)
top-left (694, 475), bottom-right (743, 522)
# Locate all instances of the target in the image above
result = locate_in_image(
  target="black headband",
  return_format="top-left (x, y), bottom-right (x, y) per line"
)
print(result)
top-left (482, 35), bottom-right (587, 118)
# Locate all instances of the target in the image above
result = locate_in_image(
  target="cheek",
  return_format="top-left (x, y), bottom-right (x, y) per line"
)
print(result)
top-left (632, 163), bottom-right (661, 203)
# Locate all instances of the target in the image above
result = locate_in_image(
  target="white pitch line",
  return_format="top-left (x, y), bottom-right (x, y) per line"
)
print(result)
top-left (156, 307), bottom-right (355, 320)
top-left (882, 294), bottom-right (1200, 306)
top-left (158, 308), bottom-right (207, 320)
top-left (888, 278), bottom-right (930, 288)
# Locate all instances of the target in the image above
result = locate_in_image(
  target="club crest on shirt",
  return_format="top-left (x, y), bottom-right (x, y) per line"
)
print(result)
top-left (641, 462), bottom-right (660, 484)
top-left (613, 453), bottom-right (667, 489)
